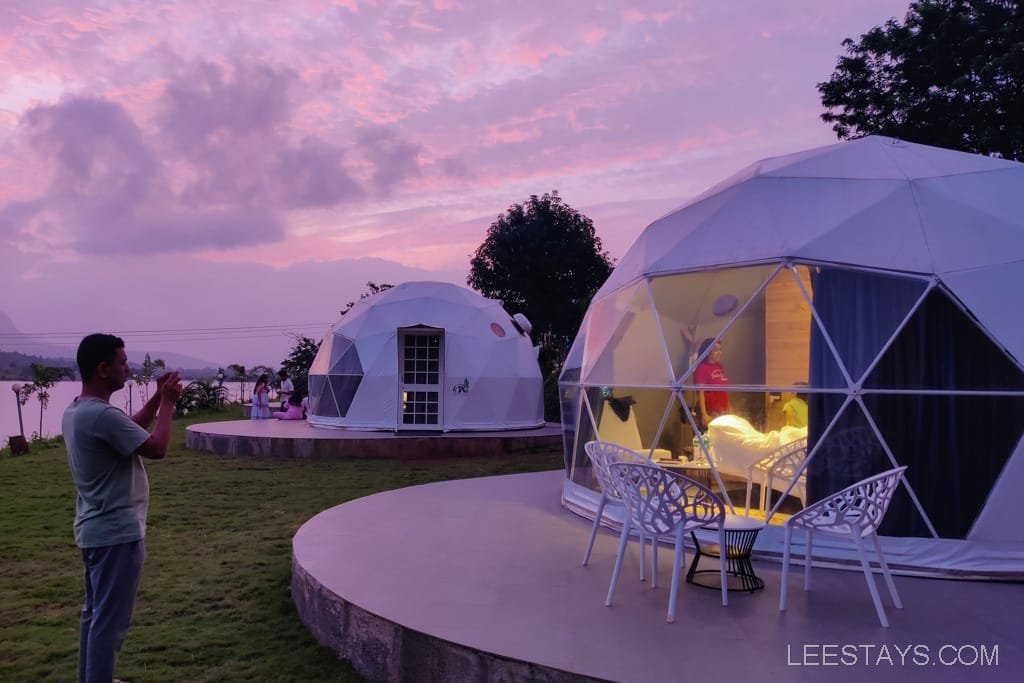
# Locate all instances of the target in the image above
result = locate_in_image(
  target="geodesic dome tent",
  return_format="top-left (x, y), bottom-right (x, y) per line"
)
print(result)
top-left (560, 136), bottom-right (1024, 577)
top-left (308, 281), bottom-right (543, 431)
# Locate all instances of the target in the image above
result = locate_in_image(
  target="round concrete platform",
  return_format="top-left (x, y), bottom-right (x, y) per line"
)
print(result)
top-left (185, 419), bottom-right (562, 458)
top-left (292, 471), bottom-right (1023, 683)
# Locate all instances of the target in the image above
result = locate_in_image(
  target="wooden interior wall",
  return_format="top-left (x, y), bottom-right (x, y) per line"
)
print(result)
top-left (765, 267), bottom-right (812, 386)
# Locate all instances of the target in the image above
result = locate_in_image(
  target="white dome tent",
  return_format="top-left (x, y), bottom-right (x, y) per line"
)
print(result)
top-left (560, 136), bottom-right (1024, 577)
top-left (308, 281), bottom-right (544, 431)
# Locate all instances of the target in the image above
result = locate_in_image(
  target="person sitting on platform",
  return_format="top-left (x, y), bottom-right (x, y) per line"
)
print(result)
top-left (273, 393), bottom-right (306, 421)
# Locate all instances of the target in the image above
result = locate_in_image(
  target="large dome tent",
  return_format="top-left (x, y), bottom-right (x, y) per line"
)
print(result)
top-left (560, 136), bottom-right (1024, 577)
top-left (308, 281), bottom-right (544, 431)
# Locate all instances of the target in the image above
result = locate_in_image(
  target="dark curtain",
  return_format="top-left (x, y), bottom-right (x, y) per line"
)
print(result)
top-left (806, 267), bottom-right (922, 505)
top-left (809, 274), bottom-right (1024, 538)
top-left (865, 291), bottom-right (1024, 538)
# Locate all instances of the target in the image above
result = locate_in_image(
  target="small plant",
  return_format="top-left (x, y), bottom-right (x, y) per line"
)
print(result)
top-left (22, 363), bottom-right (73, 436)
top-left (134, 354), bottom-right (165, 403)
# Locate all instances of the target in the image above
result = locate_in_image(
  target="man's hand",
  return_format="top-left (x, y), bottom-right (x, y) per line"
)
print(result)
top-left (156, 370), bottom-right (178, 391)
top-left (159, 371), bottom-right (183, 403)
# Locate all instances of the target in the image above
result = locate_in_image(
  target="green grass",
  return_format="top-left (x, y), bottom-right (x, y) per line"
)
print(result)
top-left (0, 407), bottom-right (562, 682)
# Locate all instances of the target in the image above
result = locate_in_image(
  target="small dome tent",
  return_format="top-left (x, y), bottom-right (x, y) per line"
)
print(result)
top-left (308, 281), bottom-right (544, 431)
top-left (560, 136), bottom-right (1024, 577)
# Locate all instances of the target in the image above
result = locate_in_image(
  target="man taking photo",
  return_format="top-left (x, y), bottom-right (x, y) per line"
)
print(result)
top-left (62, 333), bottom-right (183, 683)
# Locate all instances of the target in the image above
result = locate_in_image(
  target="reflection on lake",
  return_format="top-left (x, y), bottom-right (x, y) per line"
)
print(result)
top-left (1, 380), bottom-right (247, 440)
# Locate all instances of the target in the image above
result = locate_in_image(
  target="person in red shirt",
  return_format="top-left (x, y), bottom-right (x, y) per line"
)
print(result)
top-left (694, 338), bottom-right (730, 427)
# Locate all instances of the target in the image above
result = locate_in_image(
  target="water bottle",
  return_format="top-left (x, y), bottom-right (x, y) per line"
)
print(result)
top-left (692, 432), bottom-right (710, 464)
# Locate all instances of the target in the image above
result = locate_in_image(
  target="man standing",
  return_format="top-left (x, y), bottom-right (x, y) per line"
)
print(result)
top-left (277, 369), bottom-right (294, 411)
top-left (62, 334), bottom-right (182, 683)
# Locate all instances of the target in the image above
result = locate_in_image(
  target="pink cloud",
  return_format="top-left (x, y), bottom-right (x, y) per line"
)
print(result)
top-left (499, 41), bottom-right (571, 67)
top-left (355, 127), bottom-right (423, 195)
top-left (580, 24), bottom-right (609, 46)
top-left (0, 0), bottom-right (918, 282)
top-left (453, 40), bottom-right (482, 80)
top-left (622, 8), bottom-right (646, 23)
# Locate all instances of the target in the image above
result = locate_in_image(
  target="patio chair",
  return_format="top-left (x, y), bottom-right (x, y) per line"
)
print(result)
top-left (779, 466), bottom-right (908, 627)
top-left (744, 437), bottom-right (808, 516)
top-left (582, 442), bottom-right (656, 580)
top-left (606, 463), bottom-right (728, 622)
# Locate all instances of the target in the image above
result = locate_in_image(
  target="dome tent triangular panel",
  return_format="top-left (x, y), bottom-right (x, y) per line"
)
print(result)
top-left (561, 137), bottom-right (1024, 577)
top-left (582, 281), bottom-right (671, 387)
top-left (913, 175), bottom-right (1024, 273)
top-left (648, 264), bottom-right (778, 381)
top-left (307, 281), bottom-right (544, 431)
top-left (595, 136), bottom-right (1024, 299)
top-left (941, 260), bottom-right (1024, 367)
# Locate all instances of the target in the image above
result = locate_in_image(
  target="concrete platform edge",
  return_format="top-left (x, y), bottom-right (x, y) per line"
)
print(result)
top-left (186, 424), bottom-right (561, 459)
top-left (290, 555), bottom-right (607, 683)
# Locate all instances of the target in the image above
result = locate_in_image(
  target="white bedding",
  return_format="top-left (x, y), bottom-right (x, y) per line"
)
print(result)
top-left (706, 414), bottom-right (807, 479)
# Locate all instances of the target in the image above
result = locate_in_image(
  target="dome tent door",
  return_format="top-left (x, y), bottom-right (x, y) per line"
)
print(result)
top-left (398, 328), bottom-right (444, 430)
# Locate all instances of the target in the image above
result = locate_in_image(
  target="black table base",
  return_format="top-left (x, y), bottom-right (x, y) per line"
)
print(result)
top-left (686, 527), bottom-right (765, 593)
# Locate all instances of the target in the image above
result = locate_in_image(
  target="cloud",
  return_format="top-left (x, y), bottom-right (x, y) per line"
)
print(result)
top-left (0, 59), bottom-right (442, 254)
top-left (5, 94), bottom-right (285, 253)
top-left (159, 60), bottom-right (364, 209)
top-left (356, 126), bottom-right (423, 195)
top-left (0, 0), bottom-right (914, 270)
top-left (159, 61), bottom-right (292, 146)
top-left (25, 97), bottom-right (158, 206)
top-left (273, 138), bottom-right (364, 208)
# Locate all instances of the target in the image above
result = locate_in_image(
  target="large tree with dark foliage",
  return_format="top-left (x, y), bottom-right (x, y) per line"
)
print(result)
top-left (279, 334), bottom-right (320, 398)
top-left (468, 191), bottom-right (613, 418)
top-left (818, 0), bottom-right (1024, 159)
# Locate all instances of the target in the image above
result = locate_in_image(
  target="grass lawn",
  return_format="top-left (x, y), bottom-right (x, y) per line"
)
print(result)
top-left (0, 407), bottom-right (562, 682)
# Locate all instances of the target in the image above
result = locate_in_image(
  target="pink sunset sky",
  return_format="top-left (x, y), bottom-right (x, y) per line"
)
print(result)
top-left (0, 0), bottom-right (911, 368)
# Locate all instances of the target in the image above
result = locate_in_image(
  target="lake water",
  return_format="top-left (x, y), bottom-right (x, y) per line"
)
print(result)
top-left (1, 380), bottom-right (249, 441)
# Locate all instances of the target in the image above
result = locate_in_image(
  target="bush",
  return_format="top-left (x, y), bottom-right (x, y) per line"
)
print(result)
top-left (175, 380), bottom-right (229, 417)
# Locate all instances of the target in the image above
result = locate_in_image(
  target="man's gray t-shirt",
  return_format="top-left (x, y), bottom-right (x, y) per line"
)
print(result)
top-left (62, 397), bottom-right (151, 548)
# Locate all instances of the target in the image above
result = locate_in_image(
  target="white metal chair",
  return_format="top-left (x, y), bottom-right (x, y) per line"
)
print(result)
top-left (779, 466), bottom-right (908, 627)
top-left (745, 437), bottom-right (807, 515)
top-left (581, 441), bottom-right (655, 581)
top-left (606, 462), bottom-right (728, 622)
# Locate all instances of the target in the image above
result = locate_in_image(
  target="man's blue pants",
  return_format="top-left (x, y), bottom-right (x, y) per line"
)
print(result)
top-left (79, 540), bottom-right (145, 683)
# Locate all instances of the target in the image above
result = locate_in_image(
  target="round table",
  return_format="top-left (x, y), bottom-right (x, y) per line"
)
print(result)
top-left (656, 457), bottom-right (713, 487)
top-left (685, 514), bottom-right (766, 592)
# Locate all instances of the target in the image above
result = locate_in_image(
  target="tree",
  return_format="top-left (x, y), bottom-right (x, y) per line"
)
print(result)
top-left (24, 363), bottom-right (72, 437)
top-left (468, 191), bottom-right (614, 419)
top-left (280, 335), bottom-right (320, 398)
top-left (228, 364), bottom-right (247, 403)
top-left (818, 0), bottom-right (1024, 159)
top-left (340, 281), bottom-right (394, 315)
top-left (134, 354), bottom-right (165, 403)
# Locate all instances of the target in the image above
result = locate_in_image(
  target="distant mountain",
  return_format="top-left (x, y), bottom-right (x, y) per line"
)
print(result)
top-left (0, 311), bottom-right (220, 374)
